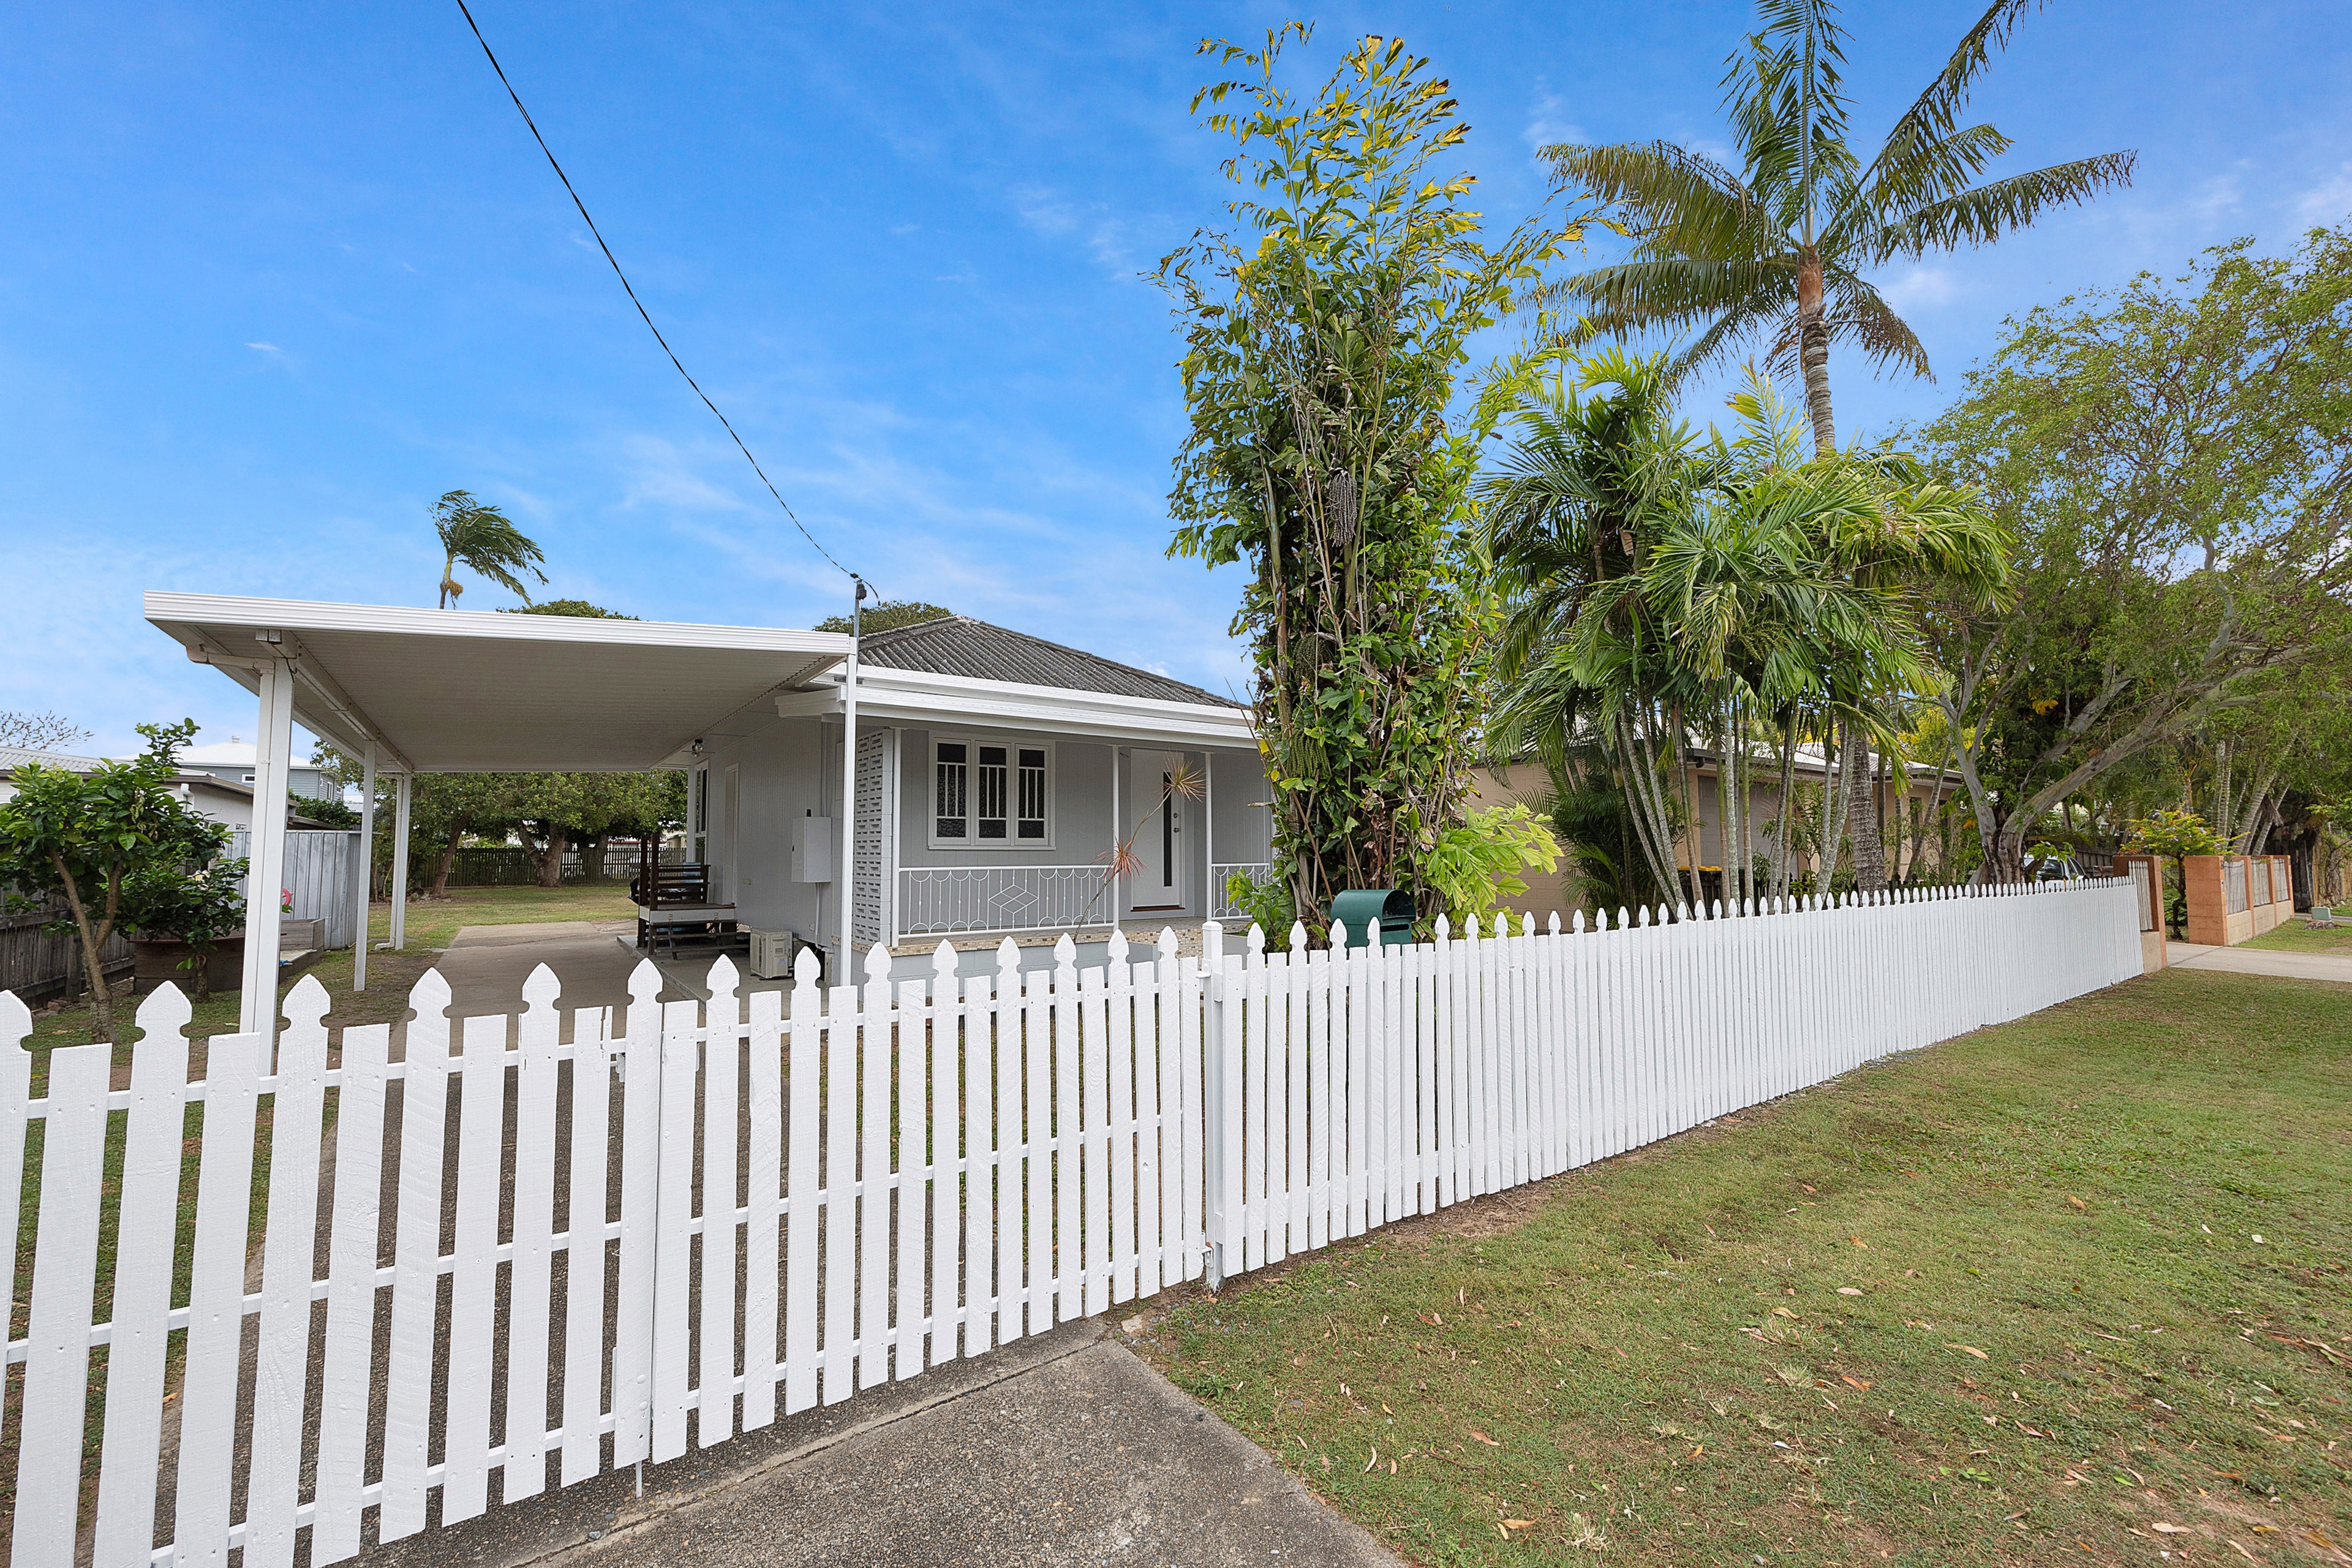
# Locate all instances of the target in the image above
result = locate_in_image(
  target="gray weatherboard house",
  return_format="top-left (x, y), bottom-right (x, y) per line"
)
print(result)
top-left (674, 614), bottom-right (1272, 980)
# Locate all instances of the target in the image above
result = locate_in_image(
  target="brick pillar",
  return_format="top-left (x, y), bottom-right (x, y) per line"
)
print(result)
top-left (2180, 854), bottom-right (2230, 946)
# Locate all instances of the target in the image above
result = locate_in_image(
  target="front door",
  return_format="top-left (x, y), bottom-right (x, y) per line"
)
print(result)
top-left (1131, 750), bottom-right (1189, 912)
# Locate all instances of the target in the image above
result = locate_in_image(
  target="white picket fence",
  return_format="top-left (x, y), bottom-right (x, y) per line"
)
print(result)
top-left (1, 878), bottom-right (2141, 1567)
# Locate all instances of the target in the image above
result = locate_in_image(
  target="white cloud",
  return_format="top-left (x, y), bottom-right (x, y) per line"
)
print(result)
top-left (1877, 266), bottom-right (1956, 312)
top-left (2190, 173), bottom-right (2244, 222)
top-left (244, 341), bottom-right (281, 353)
top-left (1008, 183), bottom-right (1155, 280)
top-left (2296, 162), bottom-right (2352, 226)
top-left (1523, 88), bottom-right (1583, 157)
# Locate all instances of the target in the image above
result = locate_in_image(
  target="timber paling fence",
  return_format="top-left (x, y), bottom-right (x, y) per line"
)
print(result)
top-left (1, 878), bottom-right (2142, 1566)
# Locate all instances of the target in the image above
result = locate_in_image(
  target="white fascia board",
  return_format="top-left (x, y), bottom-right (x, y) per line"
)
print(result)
top-left (146, 592), bottom-right (852, 772)
top-left (144, 592), bottom-right (852, 659)
top-left (778, 668), bottom-right (1256, 749)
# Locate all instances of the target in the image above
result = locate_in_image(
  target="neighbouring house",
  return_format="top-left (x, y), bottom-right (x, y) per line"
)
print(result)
top-left (0, 745), bottom-right (111, 805)
top-left (168, 739), bottom-right (337, 803)
top-left (685, 614), bottom-right (1271, 978)
top-left (1471, 742), bottom-right (1976, 916)
top-left (3, 745), bottom-right (333, 834)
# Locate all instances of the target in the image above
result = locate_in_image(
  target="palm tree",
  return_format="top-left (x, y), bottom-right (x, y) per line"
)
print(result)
top-left (432, 490), bottom-right (547, 609)
top-left (1483, 358), bottom-right (2007, 908)
top-left (1543, 0), bottom-right (2134, 456)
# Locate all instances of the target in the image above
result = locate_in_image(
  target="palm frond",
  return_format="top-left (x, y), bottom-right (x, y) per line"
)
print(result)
top-left (1863, 0), bottom-right (2045, 190)
top-left (1545, 141), bottom-right (1776, 260)
top-left (1666, 288), bottom-right (1795, 385)
top-left (1866, 153), bottom-right (2137, 263)
top-left (1547, 257), bottom-right (1793, 344)
top-left (1822, 271), bottom-right (1932, 380)
top-left (1834, 123), bottom-right (2013, 244)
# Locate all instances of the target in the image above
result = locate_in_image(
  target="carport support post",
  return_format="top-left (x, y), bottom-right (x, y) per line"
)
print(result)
top-left (388, 772), bottom-right (412, 950)
top-left (835, 579), bottom-right (865, 971)
top-left (353, 742), bottom-right (376, 990)
top-left (238, 648), bottom-right (296, 1043)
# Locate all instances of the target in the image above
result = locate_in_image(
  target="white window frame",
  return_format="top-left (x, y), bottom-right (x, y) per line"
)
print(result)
top-left (929, 734), bottom-right (1054, 850)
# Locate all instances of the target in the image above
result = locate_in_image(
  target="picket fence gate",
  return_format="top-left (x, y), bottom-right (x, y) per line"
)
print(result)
top-left (1, 877), bottom-right (2143, 1567)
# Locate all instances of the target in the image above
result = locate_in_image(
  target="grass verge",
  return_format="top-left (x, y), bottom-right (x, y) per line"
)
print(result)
top-left (1133, 968), bottom-right (2351, 1566)
top-left (2245, 920), bottom-right (2352, 957)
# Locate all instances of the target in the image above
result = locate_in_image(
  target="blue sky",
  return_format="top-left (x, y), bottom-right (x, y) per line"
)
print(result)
top-left (7, 2), bottom-right (2350, 758)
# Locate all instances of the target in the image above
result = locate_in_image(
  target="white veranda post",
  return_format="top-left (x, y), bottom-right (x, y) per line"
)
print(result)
top-left (353, 742), bottom-right (376, 990)
top-left (389, 772), bottom-right (412, 950)
top-left (236, 649), bottom-right (296, 1039)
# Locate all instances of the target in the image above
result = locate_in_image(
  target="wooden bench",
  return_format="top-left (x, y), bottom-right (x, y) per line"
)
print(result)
top-left (629, 852), bottom-right (744, 957)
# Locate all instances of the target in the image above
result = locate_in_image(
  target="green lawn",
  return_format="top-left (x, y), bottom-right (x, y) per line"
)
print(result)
top-left (16, 880), bottom-right (638, 1065)
top-left (2245, 918), bottom-right (2352, 957)
top-left (1135, 968), bottom-right (2352, 1567)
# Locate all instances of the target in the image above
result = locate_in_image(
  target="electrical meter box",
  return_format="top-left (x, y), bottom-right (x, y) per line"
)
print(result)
top-left (790, 816), bottom-right (834, 883)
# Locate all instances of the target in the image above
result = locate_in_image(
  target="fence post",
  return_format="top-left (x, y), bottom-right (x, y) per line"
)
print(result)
top-left (1200, 921), bottom-right (1235, 1291)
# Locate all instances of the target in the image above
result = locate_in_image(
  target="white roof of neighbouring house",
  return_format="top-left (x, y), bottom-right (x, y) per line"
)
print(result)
top-left (145, 593), bottom-right (853, 774)
top-left (0, 745), bottom-right (108, 773)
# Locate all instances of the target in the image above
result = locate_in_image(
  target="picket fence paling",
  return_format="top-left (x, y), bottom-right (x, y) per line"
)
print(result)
top-left (0, 878), bottom-right (2141, 1568)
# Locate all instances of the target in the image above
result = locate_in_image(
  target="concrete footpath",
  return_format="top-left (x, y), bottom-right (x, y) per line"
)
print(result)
top-left (2168, 940), bottom-right (2352, 985)
top-left (365, 1321), bottom-right (1403, 1568)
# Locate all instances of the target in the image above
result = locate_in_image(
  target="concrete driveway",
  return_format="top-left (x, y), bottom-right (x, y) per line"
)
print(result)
top-left (432, 920), bottom-right (678, 1023)
top-left (361, 1321), bottom-right (1403, 1568)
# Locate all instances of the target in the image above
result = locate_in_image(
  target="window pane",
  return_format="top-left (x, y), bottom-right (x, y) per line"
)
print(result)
top-left (1019, 752), bottom-right (1047, 834)
top-left (979, 820), bottom-right (1007, 839)
top-left (979, 746), bottom-right (1006, 766)
top-left (937, 742), bottom-right (966, 763)
top-left (937, 818), bottom-right (966, 839)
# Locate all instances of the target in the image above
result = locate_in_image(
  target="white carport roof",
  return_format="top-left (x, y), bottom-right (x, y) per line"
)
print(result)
top-left (145, 593), bottom-right (851, 773)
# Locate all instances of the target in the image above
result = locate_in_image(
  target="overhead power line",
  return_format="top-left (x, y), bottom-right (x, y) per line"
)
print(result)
top-left (452, 0), bottom-right (862, 587)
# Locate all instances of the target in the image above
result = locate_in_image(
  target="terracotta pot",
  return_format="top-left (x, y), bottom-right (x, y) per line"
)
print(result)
top-left (130, 935), bottom-right (244, 996)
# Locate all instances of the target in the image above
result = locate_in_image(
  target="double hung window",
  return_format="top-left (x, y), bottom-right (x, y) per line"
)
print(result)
top-left (933, 737), bottom-right (1049, 846)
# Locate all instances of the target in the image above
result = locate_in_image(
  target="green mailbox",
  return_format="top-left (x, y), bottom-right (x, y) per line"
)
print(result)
top-left (1330, 888), bottom-right (1416, 948)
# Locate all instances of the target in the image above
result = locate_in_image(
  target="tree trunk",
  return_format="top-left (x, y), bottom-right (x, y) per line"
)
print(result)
top-left (429, 827), bottom-right (464, 897)
top-left (1771, 714), bottom-right (1800, 901)
top-left (1845, 729), bottom-right (1887, 892)
top-left (582, 833), bottom-right (608, 883)
top-left (1797, 255), bottom-right (1836, 455)
top-left (533, 824), bottom-right (565, 888)
top-left (50, 852), bottom-right (118, 1046)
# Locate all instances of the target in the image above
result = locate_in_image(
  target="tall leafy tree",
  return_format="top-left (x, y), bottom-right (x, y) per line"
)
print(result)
top-left (1157, 27), bottom-right (1576, 924)
top-left (1917, 230), bottom-right (2352, 879)
top-left (433, 489), bottom-right (547, 609)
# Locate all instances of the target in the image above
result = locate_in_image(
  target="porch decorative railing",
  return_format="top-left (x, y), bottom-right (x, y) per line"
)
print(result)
top-left (897, 864), bottom-right (1114, 935)
top-left (1209, 862), bottom-right (1271, 921)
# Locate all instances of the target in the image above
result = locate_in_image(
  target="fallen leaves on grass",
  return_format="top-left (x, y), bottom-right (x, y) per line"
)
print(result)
top-left (1469, 1428), bottom-right (1503, 1447)
top-left (1948, 1344), bottom-right (1990, 1360)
